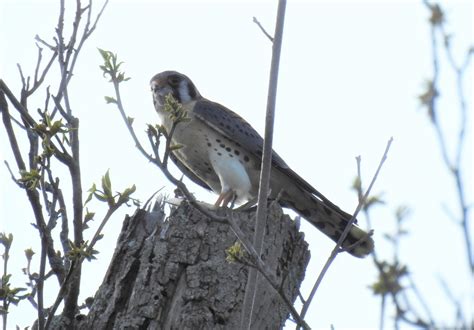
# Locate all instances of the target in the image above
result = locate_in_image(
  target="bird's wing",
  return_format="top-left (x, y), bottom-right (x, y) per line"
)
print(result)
top-left (192, 99), bottom-right (288, 168)
top-left (169, 152), bottom-right (212, 191)
top-left (192, 99), bottom-right (345, 210)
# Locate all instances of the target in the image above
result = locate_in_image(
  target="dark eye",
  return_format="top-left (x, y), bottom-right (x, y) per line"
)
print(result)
top-left (168, 75), bottom-right (181, 86)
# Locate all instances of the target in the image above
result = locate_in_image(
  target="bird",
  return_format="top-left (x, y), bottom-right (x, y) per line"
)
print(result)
top-left (150, 70), bottom-right (374, 258)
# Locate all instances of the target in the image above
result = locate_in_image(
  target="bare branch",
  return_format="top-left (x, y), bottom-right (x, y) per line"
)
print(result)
top-left (65, 0), bottom-right (110, 88)
top-left (1, 1), bottom-right (110, 326)
top-left (27, 45), bottom-right (58, 97)
top-left (84, 0), bottom-right (109, 39)
top-left (45, 193), bottom-right (124, 328)
top-left (0, 90), bottom-right (66, 284)
top-left (422, 0), bottom-right (473, 273)
top-left (242, 2), bottom-right (286, 329)
top-left (407, 275), bottom-right (436, 326)
top-left (3, 161), bottom-right (22, 187)
top-left (360, 165), bottom-right (436, 327)
top-left (51, 94), bottom-right (71, 122)
top-left (33, 45), bottom-right (43, 85)
top-left (17, 64), bottom-right (28, 91)
top-left (438, 276), bottom-right (467, 328)
top-left (35, 35), bottom-right (56, 51)
top-left (37, 238), bottom-right (47, 329)
top-left (299, 137), bottom-right (393, 322)
top-left (253, 16), bottom-right (274, 42)
top-left (0, 80), bottom-right (37, 127)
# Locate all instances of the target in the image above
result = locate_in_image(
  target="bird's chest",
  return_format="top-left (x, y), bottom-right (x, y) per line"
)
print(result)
top-left (168, 118), bottom-right (259, 201)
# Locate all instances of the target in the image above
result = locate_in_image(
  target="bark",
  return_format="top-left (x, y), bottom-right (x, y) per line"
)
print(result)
top-left (76, 201), bottom-right (310, 329)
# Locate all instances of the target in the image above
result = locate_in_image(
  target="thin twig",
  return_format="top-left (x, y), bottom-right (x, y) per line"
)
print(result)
top-left (2, 0), bottom-right (109, 325)
top-left (33, 46), bottom-right (43, 87)
top-left (25, 255), bottom-right (39, 310)
top-left (423, 0), bottom-right (473, 274)
top-left (45, 203), bottom-right (118, 329)
top-left (1, 92), bottom-right (65, 330)
top-left (379, 294), bottom-right (386, 330)
top-left (361, 158), bottom-right (435, 327)
top-left (17, 64), bottom-right (27, 91)
top-left (112, 80), bottom-right (151, 161)
top-left (438, 276), bottom-right (467, 328)
top-left (27, 46), bottom-right (58, 97)
top-left (0, 1), bottom-right (111, 329)
top-left (0, 80), bottom-right (36, 127)
top-left (35, 35), bottom-right (56, 51)
top-left (2, 234), bottom-right (10, 330)
top-left (48, 2), bottom-right (83, 320)
top-left (253, 17), bottom-right (274, 42)
top-left (299, 137), bottom-right (393, 322)
top-left (0, 90), bottom-right (66, 284)
top-left (242, 2), bottom-right (286, 329)
top-left (37, 237), bottom-right (47, 330)
top-left (162, 123), bottom-right (178, 168)
top-left (44, 261), bottom-right (75, 330)
top-left (65, 0), bottom-right (109, 89)
top-left (3, 161), bottom-right (21, 187)
top-left (407, 274), bottom-right (436, 326)
top-left (0, 81), bottom-right (71, 166)
top-left (49, 1), bottom-right (108, 321)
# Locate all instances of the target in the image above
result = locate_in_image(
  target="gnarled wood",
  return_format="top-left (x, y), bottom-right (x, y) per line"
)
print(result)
top-left (78, 201), bottom-right (309, 329)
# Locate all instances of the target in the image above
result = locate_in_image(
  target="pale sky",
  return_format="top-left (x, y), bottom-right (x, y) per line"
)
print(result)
top-left (0, 0), bottom-right (472, 328)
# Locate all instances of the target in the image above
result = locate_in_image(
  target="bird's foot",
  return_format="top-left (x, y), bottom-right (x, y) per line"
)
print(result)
top-left (214, 190), bottom-right (235, 208)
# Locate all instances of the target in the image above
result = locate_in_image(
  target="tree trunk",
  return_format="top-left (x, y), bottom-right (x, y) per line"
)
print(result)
top-left (77, 201), bottom-right (310, 329)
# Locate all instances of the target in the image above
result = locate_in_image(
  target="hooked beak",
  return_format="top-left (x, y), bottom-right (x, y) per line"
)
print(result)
top-left (150, 80), bottom-right (173, 106)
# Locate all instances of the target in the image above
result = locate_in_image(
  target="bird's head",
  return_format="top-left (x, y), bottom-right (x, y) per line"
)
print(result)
top-left (150, 71), bottom-right (201, 108)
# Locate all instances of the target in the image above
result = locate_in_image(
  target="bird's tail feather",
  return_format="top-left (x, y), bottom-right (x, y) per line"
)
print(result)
top-left (283, 192), bottom-right (374, 258)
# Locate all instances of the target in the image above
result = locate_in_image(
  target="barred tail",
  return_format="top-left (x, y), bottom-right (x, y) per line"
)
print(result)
top-left (283, 192), bottom-right (374, 258)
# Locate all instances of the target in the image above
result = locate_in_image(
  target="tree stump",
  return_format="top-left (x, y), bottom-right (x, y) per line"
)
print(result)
top-left (78, 201), bottom-right (310, 329)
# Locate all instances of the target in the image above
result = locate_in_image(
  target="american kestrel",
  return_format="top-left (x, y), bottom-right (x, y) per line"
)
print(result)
top-left (150, 71), bottom-right (374, 257)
